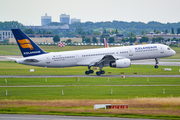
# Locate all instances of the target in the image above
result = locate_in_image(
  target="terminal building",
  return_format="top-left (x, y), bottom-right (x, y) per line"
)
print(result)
top-left (60, 14), bottom-right (70, 24)
top-left (0, 31), bottom-right (14, 41)
top-left (41, 13), bottom-right (51, 26)
top-left (25, 25), bottom-right (69, 30)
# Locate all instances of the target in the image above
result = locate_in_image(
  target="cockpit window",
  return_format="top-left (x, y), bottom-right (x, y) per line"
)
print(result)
top-left (167, 47), bottom-right (171, 50)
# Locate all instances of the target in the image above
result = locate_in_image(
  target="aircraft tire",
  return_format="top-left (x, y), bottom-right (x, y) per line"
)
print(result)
top-left (100, 70), bottom-right (105, 74)
top-left (96, 71), bottom-right (101, 76)
top-left (85, 71), bottom-right (90, 75)
top-left (89, 70), bottom-right (94, 74)
top-left (154, 65), bottom-right (158, 69)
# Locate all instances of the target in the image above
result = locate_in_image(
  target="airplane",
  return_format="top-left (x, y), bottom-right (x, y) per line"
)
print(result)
top-left (11, 29), bottom-right (176, 76)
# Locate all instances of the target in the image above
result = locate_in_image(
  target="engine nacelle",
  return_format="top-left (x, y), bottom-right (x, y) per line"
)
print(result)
top-left (110, 59), bottom-right (131, 68)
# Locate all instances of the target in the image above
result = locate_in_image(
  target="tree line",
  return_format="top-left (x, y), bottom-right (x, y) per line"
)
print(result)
top-left (1, 21), bottom-right (180, 44)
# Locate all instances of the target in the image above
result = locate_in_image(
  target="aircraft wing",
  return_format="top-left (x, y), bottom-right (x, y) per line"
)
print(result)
top-left (76, 55), bottom-right (126, 67)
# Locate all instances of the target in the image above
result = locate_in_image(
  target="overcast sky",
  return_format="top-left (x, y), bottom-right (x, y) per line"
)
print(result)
top-left (1, 0), bottom-right (180, 25)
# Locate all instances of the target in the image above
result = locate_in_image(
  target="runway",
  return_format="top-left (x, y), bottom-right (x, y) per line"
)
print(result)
top-left (0, 114), bottom-right (156, 120)
top-left (0, 75), bottom-right (180, 78)
top-left (131, 59), bottom-right (180, 66)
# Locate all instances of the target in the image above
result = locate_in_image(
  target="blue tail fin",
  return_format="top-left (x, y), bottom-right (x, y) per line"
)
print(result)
top-left (11, 29), bottom-right (46, 57)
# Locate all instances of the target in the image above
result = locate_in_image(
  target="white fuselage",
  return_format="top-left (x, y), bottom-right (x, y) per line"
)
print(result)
top-left (15, 44), bottom-right (176, 68)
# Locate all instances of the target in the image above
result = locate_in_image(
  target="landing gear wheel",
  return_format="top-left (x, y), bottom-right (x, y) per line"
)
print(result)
top-left (89, 70), bottom-right (94, 74)
top-left (96, 71), bottom-right (101, 76)
top-left (100, 70), bottom-right (105, 74)
top-left (154, 58), bottom-right (159, 69)
top-left (154, 65), bottom-right (158, 69)
top-left (85, 71), bottom-right (90, 75)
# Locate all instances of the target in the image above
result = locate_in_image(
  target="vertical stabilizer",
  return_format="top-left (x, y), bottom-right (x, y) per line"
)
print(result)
top-left (103, 38), bottom-right (109, 48)
top-left (11, 29), bottom-right (46, 57)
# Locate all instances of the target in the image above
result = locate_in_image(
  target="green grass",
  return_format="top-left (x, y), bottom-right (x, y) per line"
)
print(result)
top-left (0, 77), bottom-right (180, 86)
top-left (0, 76), bottom-right (179, 119)
top-left (0, 45), bottom-right (21, 55)
top-left (0, 45), bottom-right (105, 56)
top-left (0, 77), bottom-right (179, 100)
top-left (0, 61), bottom-right (180, 75)
top-left (0, 86), bottom-right (179, 100)
top-left (1, 107), bottom-right (180, 120)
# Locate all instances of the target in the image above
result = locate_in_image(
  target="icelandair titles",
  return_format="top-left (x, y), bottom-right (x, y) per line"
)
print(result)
top-left (24, 51), bottom-right (41, 55)
top-left (134, 46), bottom-right (157, 50)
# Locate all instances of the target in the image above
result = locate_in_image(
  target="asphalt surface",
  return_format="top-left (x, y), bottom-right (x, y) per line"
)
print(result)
top-left (0, 114), bottom-right (157, 120)
top-left (0, 75), bottom-right (180, 78)
top-left (131, 59), bottom-right (180, 66)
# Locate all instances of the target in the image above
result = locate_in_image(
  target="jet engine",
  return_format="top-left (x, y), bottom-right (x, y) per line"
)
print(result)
top-left (109, 58), bottom-right (131, 68)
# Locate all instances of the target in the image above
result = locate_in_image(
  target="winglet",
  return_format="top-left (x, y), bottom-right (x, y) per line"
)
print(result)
top-left (11, 29), bottom-right (46, 57)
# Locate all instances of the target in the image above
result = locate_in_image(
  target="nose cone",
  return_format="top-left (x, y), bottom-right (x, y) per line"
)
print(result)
top-left (172, 50), bottom-right (176, 55)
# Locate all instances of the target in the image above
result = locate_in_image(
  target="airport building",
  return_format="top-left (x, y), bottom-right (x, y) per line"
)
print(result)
top-left (41, 13), bottom-right (52, 26)
top-left (76, 34), bottom-right (124, 42)
top-left (25, 25), bottom-right (69, 30)
top-left (136, 34), bottom-right (180, 41)
top-left (60, 14), bottom-right (70, 24)
top-left (9, 37), bottom-right (82, 44)
top-left (0, 31), bottom-right (14, 41)
top-left (71, 18), bottom-right (81, 24)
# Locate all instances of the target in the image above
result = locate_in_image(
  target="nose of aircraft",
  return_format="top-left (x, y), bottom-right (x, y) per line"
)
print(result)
top-left (172, 49), bottom-right (176, 55)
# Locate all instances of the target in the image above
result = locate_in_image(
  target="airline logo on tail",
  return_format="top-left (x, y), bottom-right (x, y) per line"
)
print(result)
top-left (18, 39), bottom-right (34, 50)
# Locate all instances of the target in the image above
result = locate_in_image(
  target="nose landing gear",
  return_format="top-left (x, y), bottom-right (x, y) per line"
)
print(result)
top-left (154, 58), bottom-right (159, 68)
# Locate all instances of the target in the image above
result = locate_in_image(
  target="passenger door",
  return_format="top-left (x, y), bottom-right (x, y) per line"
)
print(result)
top-left (160, 47), bottom-right (164, 54)
top-left (46, 55), bottom-right (50, 64)
top-left (129, 48), bottom-right (133, 56)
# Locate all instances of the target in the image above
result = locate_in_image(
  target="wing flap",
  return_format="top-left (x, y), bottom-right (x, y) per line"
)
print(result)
top-left (76, 55), bottom-right (126, 67)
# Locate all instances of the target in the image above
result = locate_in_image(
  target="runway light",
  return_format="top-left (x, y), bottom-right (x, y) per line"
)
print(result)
top-left (163, 89), bottom-right (165, 94)
top-left (122, 75), bottom-right (125, 78)
top-left (30, 69), bottom-right (34, 72)
top-left (62, 90), bottom-right (64, 96)
top-left (6, 89), bottom-right (7, 96)
top-left (75, 77), bottom-right (78, 81)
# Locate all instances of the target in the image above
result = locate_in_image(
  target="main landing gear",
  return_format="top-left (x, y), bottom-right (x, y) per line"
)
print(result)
top-left (85, 65), bottom-right (105, 76)
top-left (85, 66), bottom-right (94, 75)
top-left (154, 58), bottom-right (159, 69)
top-left (96, 70), bottom-right (105, 76)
